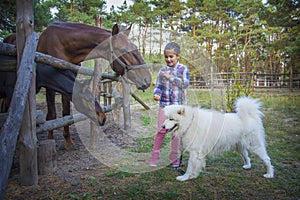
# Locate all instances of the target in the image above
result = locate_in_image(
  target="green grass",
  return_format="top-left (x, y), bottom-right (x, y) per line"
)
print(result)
top-left (73, 90), bottom-right (298, 199)
top-left (31, 89), bottom-right (300, 199)
top-left (139, 115), bottom-right (151, 126)
top-left (119, 90), bottom-right (300, 199)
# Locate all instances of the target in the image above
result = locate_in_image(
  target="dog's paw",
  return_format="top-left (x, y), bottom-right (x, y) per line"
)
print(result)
top-left (176, 174), bottom-right (190, 181)
top-left (243, 164), bottom-right (251, 169)
top-left (263, 173), bottom-right (274, 178)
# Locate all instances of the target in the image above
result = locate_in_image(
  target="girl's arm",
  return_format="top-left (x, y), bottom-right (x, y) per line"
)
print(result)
top-left (167, 66), bottom-right (190, 88)
top-left (154, 69), bottom-right (164, 97)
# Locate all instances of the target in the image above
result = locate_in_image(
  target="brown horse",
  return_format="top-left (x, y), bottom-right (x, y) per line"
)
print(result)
top-left (0, 44), bottom-right (106, 146)
top-left (0, 53), bottom-right (106, 138)
top-left (37, 22), bottom-right (151, 146)
top-left (7, 30), bottom-right (108, 147)
top-left (1, 34), bottom-right (17, 112)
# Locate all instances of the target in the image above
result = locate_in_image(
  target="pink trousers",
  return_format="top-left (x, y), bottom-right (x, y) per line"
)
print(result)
top-left (151, 106), bottom-right (180, 164)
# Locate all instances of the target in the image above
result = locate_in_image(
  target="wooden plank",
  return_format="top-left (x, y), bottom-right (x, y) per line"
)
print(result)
top-left (0, 42), bottom-right (16, 56)
top-left (35, 52), bottom-right (119, 80)
top-left (0, 110), bottom-right (43, 127)
top-left (0, 31), bottom-right (38, 199)
top-left (0, 42), bottom-right (118, 80)
top-left (36, 113), bottom-right (88, 134)
top-left (35, 52), bottom-right (93, 75)
top-left (36, 110), bottom-right (45, 124)
top-left (0, 42), bottom-right (118, 81)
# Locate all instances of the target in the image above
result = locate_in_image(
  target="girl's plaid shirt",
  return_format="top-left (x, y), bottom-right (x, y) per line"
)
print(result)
top-left (154, 63), bottom-right (190, 107)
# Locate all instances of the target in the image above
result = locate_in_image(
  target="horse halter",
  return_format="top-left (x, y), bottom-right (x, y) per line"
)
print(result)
top-left (109, 36), bottom-right (148, 74)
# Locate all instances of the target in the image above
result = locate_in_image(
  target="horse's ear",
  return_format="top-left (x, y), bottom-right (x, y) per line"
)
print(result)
top-left (124, 24), bottom-right (132, 37)
top-left (112, 24), bottom-right (119, 36)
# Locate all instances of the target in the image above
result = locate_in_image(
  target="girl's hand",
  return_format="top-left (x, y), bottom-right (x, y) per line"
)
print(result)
top-left (161, 72), bottom-right (171, 80)
top-left (153, 94), bottom-right (160, 101)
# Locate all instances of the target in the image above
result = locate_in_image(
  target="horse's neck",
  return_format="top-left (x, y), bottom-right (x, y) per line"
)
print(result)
top-left (38, 23), bottom-right (112, 65)
top-left (65, 30), bottom-right (112, 64)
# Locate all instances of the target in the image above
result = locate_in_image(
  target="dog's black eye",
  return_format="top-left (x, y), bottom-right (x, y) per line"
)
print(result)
top-left (169, 118), bottom-right (174, 121)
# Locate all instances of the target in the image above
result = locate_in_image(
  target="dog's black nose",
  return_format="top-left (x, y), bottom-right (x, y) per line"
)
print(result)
top-left (162, 125), bottom-right (165, 129)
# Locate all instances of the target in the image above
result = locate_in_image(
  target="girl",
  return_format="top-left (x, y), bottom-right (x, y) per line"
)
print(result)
top-left (149, 42), bottom-right (190, 167)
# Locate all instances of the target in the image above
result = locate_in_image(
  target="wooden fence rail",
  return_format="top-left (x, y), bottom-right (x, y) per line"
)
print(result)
top-left (190, 72), bottom-right (300, 91)
top-left (0, 42), bottom-right (118, 80)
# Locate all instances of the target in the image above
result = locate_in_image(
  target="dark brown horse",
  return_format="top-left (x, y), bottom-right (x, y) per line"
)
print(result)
top-left (3, 22), bottom-right (152, 147)
top-left (0, 33), bottom-right (98, 147)
top-left (40, 22), bottom-right (152, 146)
top-left (0, 52), bottom-right (105, 145)
top-left (1, 35), bottom-right (17, 112)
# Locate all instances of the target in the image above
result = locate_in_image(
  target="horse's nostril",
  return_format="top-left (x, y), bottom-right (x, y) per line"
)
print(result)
top-left (99, 117), bottom-right (106, 126)
top-left (103, 118), bottom-right (106, 125)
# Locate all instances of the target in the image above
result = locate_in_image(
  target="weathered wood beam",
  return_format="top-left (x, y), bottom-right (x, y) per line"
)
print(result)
top-left (0, 32), bottom-right (38, 199)
top-left (36, 113), bottom-right (88, 134)
top-left (122, 78), bottom-right (131, 130)
top-left (0, 42), bottom-right (118, 80)
top-left (17, 0), bottom-right (38, 187)
top-left (0, 42), bottom-right (16, 56)
top-left (37, 140), bottom-right (57, 175)
top-left (0, 110), bottom-right (44, 128)
top-left (131, 93), bottom-right (150, 110)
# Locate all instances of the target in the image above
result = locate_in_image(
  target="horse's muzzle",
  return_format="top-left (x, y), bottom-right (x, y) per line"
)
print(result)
top-left (98, 117), bottom-right (106, 126)
top-left (96, 112), bottom-right (106, 126)
top-left (136, 74), bottom-right (152, 90)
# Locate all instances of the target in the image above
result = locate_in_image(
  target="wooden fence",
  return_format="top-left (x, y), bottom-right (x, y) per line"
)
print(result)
top-left (0, 34), bottom-right (151, 199)
top-left (190, 72), bottom-right (300, 91)
top-left (0, 1), bottom-right (37, 196)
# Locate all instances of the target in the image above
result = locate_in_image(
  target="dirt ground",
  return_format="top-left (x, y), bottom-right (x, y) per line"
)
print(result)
top-left (4, 96), bottom-right (299, 199)
top-left (4, 99), bottom-right (144, 200)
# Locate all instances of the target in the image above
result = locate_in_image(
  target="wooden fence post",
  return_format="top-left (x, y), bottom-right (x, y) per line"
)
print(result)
top-left (122, 78), bottom-right (131, 130)
top-left (37, 140), bottom-right (57, 175)
top-left (16, 0), bottom-right (38, 186)
top-left (289, 62), bottom-right (293, 92)
top-left (0, 31), bottom-right (38, 199)
top-left (89, 15), bottom-right (103, 149)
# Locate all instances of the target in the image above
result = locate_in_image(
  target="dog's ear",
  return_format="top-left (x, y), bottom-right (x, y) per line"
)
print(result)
top-left (177, 107), bottom-right (185, 115)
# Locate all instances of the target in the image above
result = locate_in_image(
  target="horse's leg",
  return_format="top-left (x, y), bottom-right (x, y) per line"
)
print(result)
top-left (62, 94), bottom-right (74, 147)
top-left (46, 88), bottom-right (56, 139)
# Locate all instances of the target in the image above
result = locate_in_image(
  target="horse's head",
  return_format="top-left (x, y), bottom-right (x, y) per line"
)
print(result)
top-left (110, 24), bottom-right (152, 90)
top-left (73, 79), bottom-right (106, 126)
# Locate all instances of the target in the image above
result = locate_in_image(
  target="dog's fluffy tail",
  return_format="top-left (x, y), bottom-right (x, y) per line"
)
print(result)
top-left (235, 97), bottom-right (263, 120)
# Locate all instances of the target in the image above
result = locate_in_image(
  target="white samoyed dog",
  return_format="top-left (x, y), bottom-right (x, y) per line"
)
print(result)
top-left (163, 97), bottom-right (274, 181)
